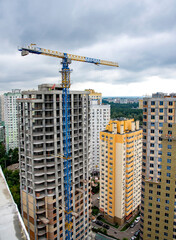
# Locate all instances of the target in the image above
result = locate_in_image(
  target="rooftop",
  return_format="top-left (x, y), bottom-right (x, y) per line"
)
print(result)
top-left (0, 167), bottom-right (29, 240)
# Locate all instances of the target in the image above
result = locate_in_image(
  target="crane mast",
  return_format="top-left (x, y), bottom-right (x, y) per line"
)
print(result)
top-left (19, 44), bottom-right (118, 240)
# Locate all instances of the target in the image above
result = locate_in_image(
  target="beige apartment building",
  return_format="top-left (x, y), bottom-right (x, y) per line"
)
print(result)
top-left (140, 92), bottom-right (176, 240)
top-left (99, 119), bottom-right (142, 225)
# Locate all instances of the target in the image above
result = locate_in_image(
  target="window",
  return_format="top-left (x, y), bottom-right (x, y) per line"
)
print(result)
top-left (159, 123), bottom-right (163, 127)
top-left (166, 193), bottom-right (170, 197)
top-left (168, 108), bottom-right (173, 113)
top-left (167, 159), bottom-right (171, 163)
top-left (151, 108), bottom-right (155, 112)
top-left (158, 151), bottom-right (162, 155)
top-left (166, 180), bottom-right (170, 184)
top-left (167, 166), bottom-right (171, 170)
top-left (166, 186), bottom-right (170, 190)
top-left (167, 152), bottom-right (171, 156)
top-left (168, 123), bottom-right (172, 128)
top-left (158, 158), bottom-right (162, 162)
top-left (165, 200), bottom-right (169, 204)
top-left (168, 145), bottom-right (172, 149)
top-left (160, 101), bottom-right (163, 105)
top-left (159, 116), bottom-right (163, 120)
top-left (159, 108), bottom-right (163, 112)
top-left (168, 116), bottom-right (173, 121)
top-left (158, 165), bottom-right (162, 169)
top-left (169, 101), bottom-right (173, 106)
top-left (151, 115), bottom-right (155, 120)
top-left (167, 173), bottom-right (171, 177)
top-left (151, 101), bottom-right (155, 105)
top-left (157, 198), bottom-right (161, 202)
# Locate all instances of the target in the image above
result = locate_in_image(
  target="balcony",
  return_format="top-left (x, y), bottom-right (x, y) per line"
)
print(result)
top-left (38, 228), bottom-right (46, 236)
top-left (35, 183), bottom-right (45, 191)
top-left (34, 169), bottom-right (45, 176)
top-left (36, 200), bottom-right (45, 207)
top-left (47, 174), bottom-right (55, 182)
top-left (35, 176), bottom-right (45, 184)
top-left (33, 155), bottom-right (44, 160)
top-left (36, 207), bottom-right (46, 214)
top-left (47, 182), bottom-right (55, 189)
top-left (33, 148), bottom-right (44, 153)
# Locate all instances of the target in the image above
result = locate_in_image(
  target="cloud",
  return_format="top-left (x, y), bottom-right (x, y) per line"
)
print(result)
top-left (0, 0), bottom-right (176, 95)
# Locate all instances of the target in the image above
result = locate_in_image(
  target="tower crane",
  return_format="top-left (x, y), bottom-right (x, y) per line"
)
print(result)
top-left (18, 44), bottom-right (119, 240)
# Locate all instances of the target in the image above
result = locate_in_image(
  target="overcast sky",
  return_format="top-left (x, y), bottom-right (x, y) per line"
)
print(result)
top-left (0, 0), bottom-right (176, 96)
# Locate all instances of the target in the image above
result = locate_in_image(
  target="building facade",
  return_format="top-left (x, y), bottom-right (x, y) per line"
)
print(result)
top-left (85, 89), bottom-right (102, 105)
top-left (0, 94), bottom-right (4, 122)
top-left (140, 93), bottom-right (176, 240)
top-left (4, 89), bottom-right (21, 151)
top-left (99, 119), bottom-right (142, 225)
top-left (90, 101), bottom-right (110, 171)
top-left (17, 84), bottom-right (91, 240)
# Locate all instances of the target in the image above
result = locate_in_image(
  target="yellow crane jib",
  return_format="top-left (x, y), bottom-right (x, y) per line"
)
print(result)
top-left (18, 44), bottom-right (119, 67)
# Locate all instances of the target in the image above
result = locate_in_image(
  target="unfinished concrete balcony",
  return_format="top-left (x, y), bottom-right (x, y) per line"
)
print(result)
top-left (47, 189), bottom-right (55, 196)
top-left (34, 168), bottom-right (45, 176)
top-left (47, 166), bottom-right (55, 174)
top-left (45, 112), bottom-right (54, 119)
top-left (45, 137), bottom-right (54, 143)
top-left (33, 155), bottom-right (45, 160)
top-left (36, 199), bottom-right (45, 207)
top-left (46, 159), bottom-right (55, 167)
top-left (37, 228), bottom-right (47, 236)
top-left (33, 112), bottom-right (43, 119)
top-left (33, 129), bottom-right (44, 136)
top-left (33, 139), bottom-right (44, 144)
top-left (35, 183), bottom-right (45, 191)
top-left (36, 191), bottom-right (45, 199)
top-left (37, 223), bottom-right (46, 229)
top-left (36, 206), bottom-right (46, 214)
top-left (44, 96), bottom-right (53, 102)
top-left (47, 181), bottom-right (55, 190)
top-left (46, 146), bottom-right (54, 152)
top-left (47, 174), bottom-right (55, 182)
top-left (35, 176), bottom-right (45, 184)
top-left (45, 103), bottom-right (53, 110)
top-left (33, 147), bottom-right (44, 153)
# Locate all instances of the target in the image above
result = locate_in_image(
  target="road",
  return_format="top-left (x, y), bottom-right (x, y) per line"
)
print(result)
top-left (92, 219), bottom-right (140, 240)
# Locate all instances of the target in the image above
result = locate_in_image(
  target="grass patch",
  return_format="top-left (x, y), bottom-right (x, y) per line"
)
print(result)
top-left (92, 206), bottom-right (99, 216)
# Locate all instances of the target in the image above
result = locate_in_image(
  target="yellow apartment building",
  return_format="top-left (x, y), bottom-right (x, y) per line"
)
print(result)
top-left (99, 119), bottom-right (142, 225)
top-left (85, 89), bottom-right (102, 104)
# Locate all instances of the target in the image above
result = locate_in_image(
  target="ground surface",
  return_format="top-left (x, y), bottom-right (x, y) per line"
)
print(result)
top-left (92, 192), bottom-right (140, 240)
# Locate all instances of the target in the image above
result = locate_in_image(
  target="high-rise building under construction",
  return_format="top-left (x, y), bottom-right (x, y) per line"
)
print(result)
top-left (140, 93), bottom-right (176, 240)
top-left (17, 84), bottom-right (91, 240)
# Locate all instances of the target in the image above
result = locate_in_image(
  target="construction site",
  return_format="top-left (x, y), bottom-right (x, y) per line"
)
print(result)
top-left (17, 44), bottom-right (118, 240)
